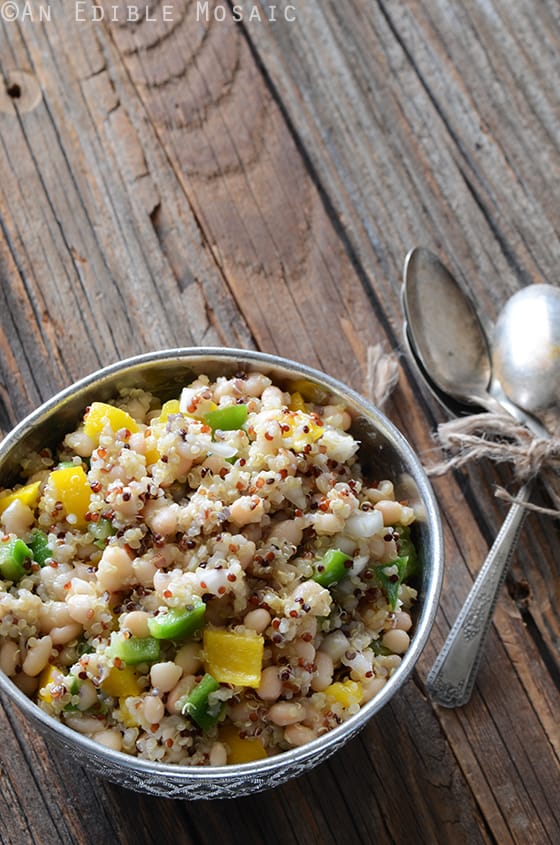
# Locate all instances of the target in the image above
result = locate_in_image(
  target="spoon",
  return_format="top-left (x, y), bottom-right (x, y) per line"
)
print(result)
top-left (402, 248), bottom-right (554, 707)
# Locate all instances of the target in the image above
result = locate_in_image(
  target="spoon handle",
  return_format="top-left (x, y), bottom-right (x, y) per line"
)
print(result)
top-left (426, 482), bottom-right (532, 708)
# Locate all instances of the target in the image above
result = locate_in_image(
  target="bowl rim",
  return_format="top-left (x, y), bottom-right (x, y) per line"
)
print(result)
top-left (0, 346), bottom-right (444, 782)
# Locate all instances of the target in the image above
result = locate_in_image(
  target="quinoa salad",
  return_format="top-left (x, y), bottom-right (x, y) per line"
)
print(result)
top-left (0, 371), bottom-right (419, 766)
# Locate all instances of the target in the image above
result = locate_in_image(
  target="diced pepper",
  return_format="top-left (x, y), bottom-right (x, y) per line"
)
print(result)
top-left (38, 664), bottom-right (64, 703)
top-left (204, 404), bottom-right (248, 432)
top-left (281, 410), bottom-right (324, 451)
top-left (0, 480), bottom-right (41, 516)
top-left (101, 665), bottom-right (142, 697)
top-left (396, 525), bottom-right (419, 577)
top-left (49, 465), bottom-right (91, 528)
top-left (288, 378), bottom-right (329, 405)
top-left (147, 603), bottom-right (206, 641)
top-left (371, 639), bottom-right (392, 657)
top-left (288, 391), bottom-right (308, 412)
top-left (219, 725), bottom-right (268, 764)
top-left (0, 537), bottom-right (32, 582)
top-left (372, 556), bottom-right (409, 611)
top-left (181, 673), bottom-right (223, 732)
top-left (203, 628), bottom-right (264, 688)
top-left (158, 399), bottom-right (181, 421)
top-left (108, 632), bottom-right (160, 666)
top-left (88, 517), bottom-right (116, 549)
top-left (312, 548), bottom-right (352, 588)
top-left (324, 680), bottom-right (363, 709)
top-left (28, 530), bottom-right (52, 566)
top-left (83, 402), bottom-right (139, 442)
top-left (118, 696), bottom-right (140, 727)
top-left (38, 665), bottom-right (78, 707)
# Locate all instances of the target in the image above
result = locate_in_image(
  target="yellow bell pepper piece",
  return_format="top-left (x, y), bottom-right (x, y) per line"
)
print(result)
top-left (288, 392), bottom-right (308, 412)
top-left (83, 402), bottom-right (139, 442)
top-left (203, 628), bottom-right (264, 688)
top-left (219, 725), bottom-right (267, 764)
top-left (158, 399), bottom-right (181, 421)
top-left (288, 379), bottom-right (329, 405)
top-left (324, 679), bottom-right (364, 709)
top-left (49, 465), bottom-right (91, 528)
top-left (118, 696), bottom-right (141, 727)
top-left (0, 481), bottom-right (41, 515)
top-left (281, 410), bottom-right (324, 451)
top-left (101, 665), bottom-right (141, 698)
top-left (38, 664), bottom-right (64, 703)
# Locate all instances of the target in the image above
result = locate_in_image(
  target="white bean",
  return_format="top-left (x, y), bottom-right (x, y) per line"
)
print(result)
top-left (65, 430), bottom-right (95, 458)
top-left (64, 713), bottom-right (106, 733)
top-left (0, 640), bottom-right (20, 676)
top-left (1, 499), bottom-right (35, 535)
top-left (395, 611), bottom-right (412, 632)
top-left (143, 694), bottom-right (165, 724)
top-left (121, 610), bottom-right (150, 638)
top-left (257, 666), bottom-right (282, 702)
top-left (244, 373), bottom-right (270, 397)
top-left (374, 499), bottom-right (403, 526)
top-left (39, 601), bottom-right (73, 632)
top-left (243, 608), bottom-right (271, 634)
top-left (293, 639), bottom-right (316, 663)
top-left (268, 701), bottom-right (305, 726)
top-left (268, 519), bottom-right (303, 546)
top-left (313, 512), bottom-right (345, 535)
top-left (229, 496), bottom-right (265, 526)
top-left (361, 676), bottom-right (387, 703)
top-left (319, 630), bottom-right (349, 663)
top-left (166, 675), bottom-right (196, 714)
top-left (22, 636), bottom-right (52, 677)
top-left (132, 556), bottom-right (157, 588)
top-left (381, 629), bottom-right (410, 654)
top-left (50, 623), bottom-right (82, 645)
top-left (94, 729), bottom-right (123, 751)
top-left (150, 661), bottom-right (182, 693)
top-left (174, 642), bottom-right (202, 675)
top-left (284, 723), bottom-right (317, 746)
top-left (97, 545), bottom-right (134, 592)
top-left (144, 501), bottom-right (179, 536)
top-left (66, 593), bottom-right (96, 625)
top-left (311, 651), bottom-right (334, 691)
top-left (209, 741), bottom-right (228, 766)
top-left (78, 680), bottom-right (98, 711)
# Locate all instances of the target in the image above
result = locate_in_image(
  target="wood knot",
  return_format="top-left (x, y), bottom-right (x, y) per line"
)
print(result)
top-left (0, 70), bottom-right (42, 114)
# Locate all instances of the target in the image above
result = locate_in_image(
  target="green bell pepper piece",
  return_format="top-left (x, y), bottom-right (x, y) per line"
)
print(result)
top-left (372, 555), bottom-right (409, 611)
top-left (89, 517), bottom-right (116, 549)
top-left (148, 603), bottom-right (206, 641)
top-left (109, 632), bottom-right (160, 666)
top-left (396, 525), bottom-right (418, 576)
top-left (0, 538), bottom-right (32, 582)
top-left (204, 404), bottom-right (248, 431)
top-left (312, 548), bottom-right (352, 588)
top-left (28, 530), bottom-right (52, 566)
top-left (181, 673), bottom-right (223, 732)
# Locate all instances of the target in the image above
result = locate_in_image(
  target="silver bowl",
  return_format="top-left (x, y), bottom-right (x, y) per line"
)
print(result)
top-left (0, 348), bottom-right (443, 799)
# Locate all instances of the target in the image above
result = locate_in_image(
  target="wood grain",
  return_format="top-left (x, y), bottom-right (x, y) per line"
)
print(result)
top-left (0, 1), bottom-right (558, 843)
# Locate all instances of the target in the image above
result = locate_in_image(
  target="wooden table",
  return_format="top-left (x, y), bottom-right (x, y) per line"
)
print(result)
top-left (1, 2), bottom-right (558, 843)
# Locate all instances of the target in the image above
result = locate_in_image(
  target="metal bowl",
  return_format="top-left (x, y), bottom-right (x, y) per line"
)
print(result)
top-left (0, 348), bottom-right (443, 799)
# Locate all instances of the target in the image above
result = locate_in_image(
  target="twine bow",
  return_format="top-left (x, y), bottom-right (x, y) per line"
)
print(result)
top-left (365, 346), bottom-right (560, 518)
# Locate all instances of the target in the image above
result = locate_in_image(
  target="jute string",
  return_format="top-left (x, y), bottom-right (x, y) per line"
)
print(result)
top-left (365, 345), bottom-right (560, 518)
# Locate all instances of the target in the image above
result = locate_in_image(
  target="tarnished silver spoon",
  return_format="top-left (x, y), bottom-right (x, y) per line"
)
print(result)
top-left (402, 248), bottom-right (554, 707)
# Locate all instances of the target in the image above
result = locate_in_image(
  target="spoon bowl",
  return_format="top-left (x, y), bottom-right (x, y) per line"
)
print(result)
top-left (493, 283), bottom-right (560, 416)
top-left (402, 247), bottom-right (493, 408)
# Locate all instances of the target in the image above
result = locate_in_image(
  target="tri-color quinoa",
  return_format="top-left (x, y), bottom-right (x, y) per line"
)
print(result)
top-left (0, 371), bottom-right (418, 765)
